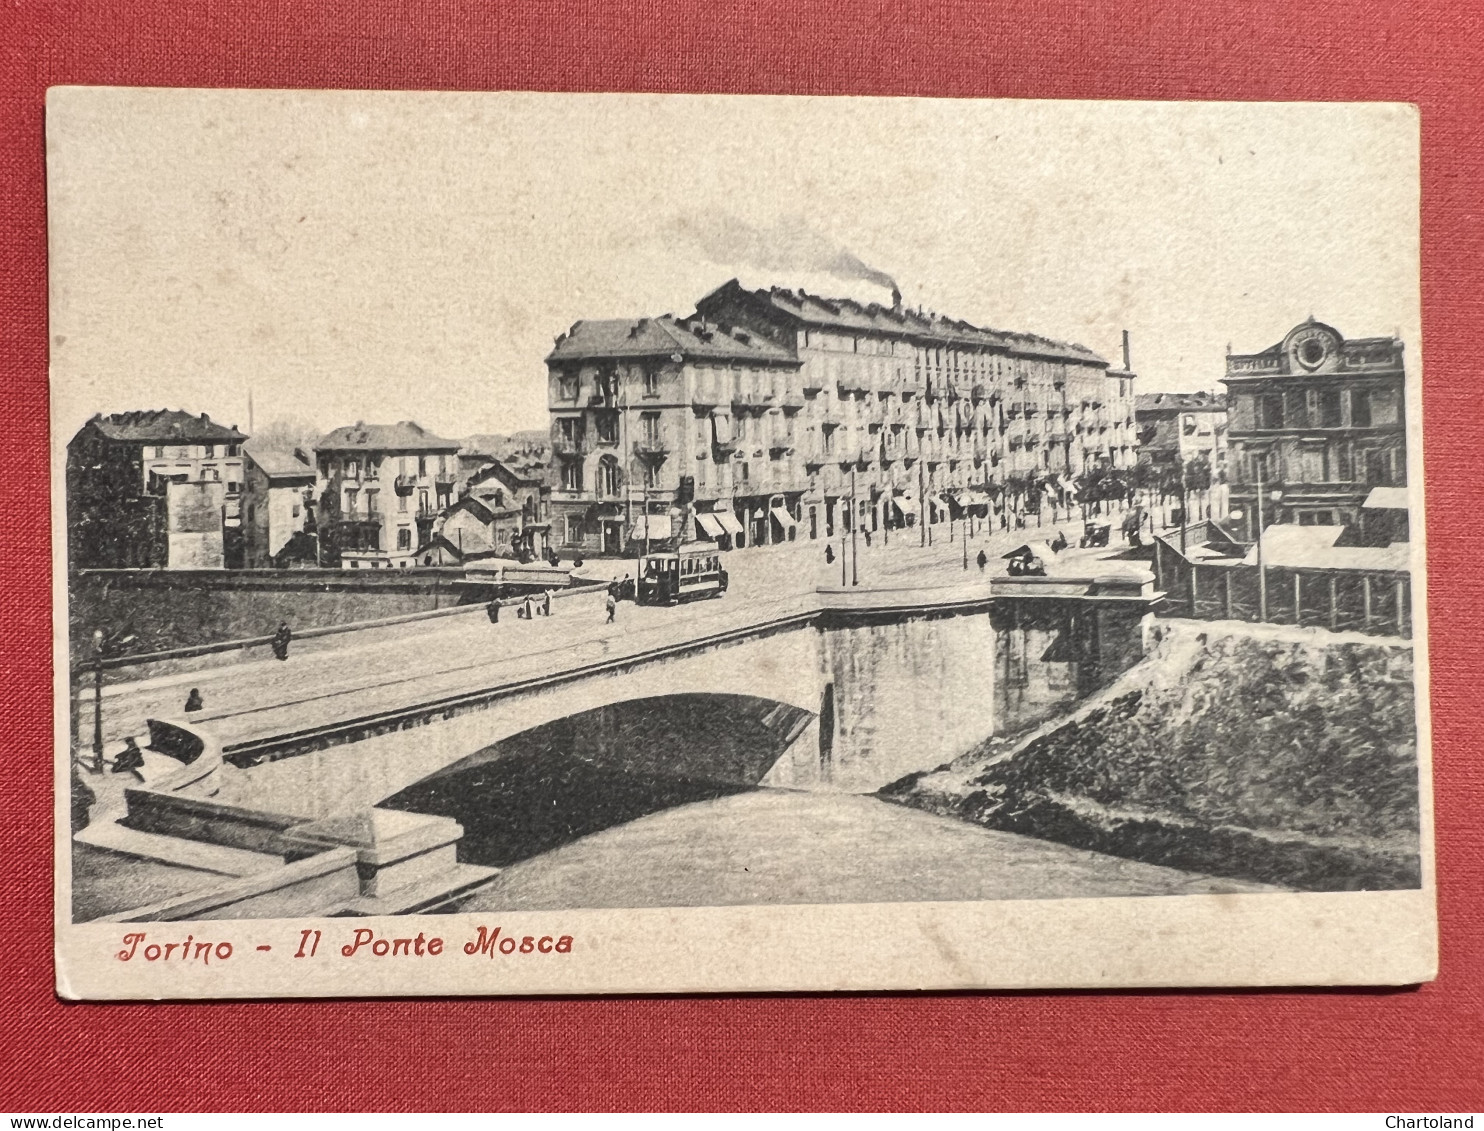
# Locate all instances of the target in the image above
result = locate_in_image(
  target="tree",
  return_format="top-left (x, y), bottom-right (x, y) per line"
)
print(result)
top-left (245, 415), bottom-right (322, 455)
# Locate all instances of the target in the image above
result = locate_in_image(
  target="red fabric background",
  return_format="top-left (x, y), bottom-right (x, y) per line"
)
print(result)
top-left (3, 0), bottom-right (1481, 1112)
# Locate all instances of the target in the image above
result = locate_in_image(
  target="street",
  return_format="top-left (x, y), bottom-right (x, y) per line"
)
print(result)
top-left (73, 507), bottom-right (1144, 767)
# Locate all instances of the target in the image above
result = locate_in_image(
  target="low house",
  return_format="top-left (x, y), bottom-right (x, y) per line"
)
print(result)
top-left (242, 448), bottom-right (317, 567)
top-left (448, 458), bottom-right (551, 562)
top-left (66, 409), bottom-right (247, 570)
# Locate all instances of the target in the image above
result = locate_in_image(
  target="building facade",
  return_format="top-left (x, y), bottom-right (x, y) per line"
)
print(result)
top-left (546, 314), bottom-right (803, 555)
top-left (313, 421), bottom-right (461, 569)
top-left (1222, 319), bottom-right (1407, 540)
top-left (241, 447), bottom-right (317, 567)
top-left (693, 281), bottom-right (1136, 545)
top-left (545, 284), bottom-right (1137, 556)
top-left (66, 409), bottom-right (247, 570)
top-left (1135, 390), bottom-right (1228, 476)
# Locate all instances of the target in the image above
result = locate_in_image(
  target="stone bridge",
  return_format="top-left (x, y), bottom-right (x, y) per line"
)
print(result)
top-left (81, 572), bottom-right (1161, 921)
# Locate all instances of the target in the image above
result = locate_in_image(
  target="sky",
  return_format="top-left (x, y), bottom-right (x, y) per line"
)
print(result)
top-left (47, 89), bottom-right (1420, 442)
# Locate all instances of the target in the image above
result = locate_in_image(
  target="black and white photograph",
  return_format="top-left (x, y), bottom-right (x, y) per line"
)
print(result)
top-left (48, 90), bottom-right (1433, 997)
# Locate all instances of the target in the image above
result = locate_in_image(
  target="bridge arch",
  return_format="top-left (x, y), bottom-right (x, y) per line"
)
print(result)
top-left (377, 691), bottom-right (818, 868)
top-left (219, 627), bottom-right (824, 821)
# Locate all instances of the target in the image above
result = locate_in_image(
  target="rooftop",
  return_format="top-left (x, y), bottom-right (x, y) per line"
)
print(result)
top-left (548, 314), bottom-right (799, 366)
top-left (697, 279), bottom-right (1110, 367)
top-left (1135, 391), bottom-right (1227, 413)
top-left (246, 447), bottom-right (316, 480)
top-left (82, 409), bottom-right (246, 445)
top-left (315, 421), bottom-right (460, 454)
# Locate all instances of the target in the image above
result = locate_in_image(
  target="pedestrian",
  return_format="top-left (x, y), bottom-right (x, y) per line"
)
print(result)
top-left (605, 591), bottom-right (617, 624)
top-left (864, 529), bottom-right (872, 549)
top-left (184, 687), bottom-right (203, 713)
top-left (976, 549), bottom-right (987, 572)
top-left (271, 621), bottom-right (291, 661)
top-left (541, 590), bottom-right (552, 618)
top-left (522, 595), bottom-right (535, 620)
top-left (486, 599), bottom-right (500, 624)
top-left (825, 543), bottom-right (835, 565)
top-left (112, 736), bottom-right (145, 775)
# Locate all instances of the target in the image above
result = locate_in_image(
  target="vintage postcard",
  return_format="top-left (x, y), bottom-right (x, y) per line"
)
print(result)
top-left (49, 89), bottom-right (1435, 998)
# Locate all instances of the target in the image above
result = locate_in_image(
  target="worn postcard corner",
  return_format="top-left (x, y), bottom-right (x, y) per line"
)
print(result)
top-left (48, 89), bottom-right (1433, 999)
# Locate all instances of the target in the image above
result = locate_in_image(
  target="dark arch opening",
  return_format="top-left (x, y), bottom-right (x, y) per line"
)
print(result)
top-left (380, 693), bottom-right (814, 869)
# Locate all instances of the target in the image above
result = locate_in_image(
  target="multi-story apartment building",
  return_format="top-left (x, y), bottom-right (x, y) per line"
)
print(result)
top-left (694, 281), bottom-right (1136, 542)
top-left (1135, 390), bottom-right (1228, 477)
top-left (313, 421), bottom-right (461, 569)
top-left (66, 409), bottom-right (247, 569)
top-left (547, 284), bottom-right (1137, 553)
top-left (1222, 319), bottom-right (1407, 540)
top-left (546, 315), bottom-right (801, 554)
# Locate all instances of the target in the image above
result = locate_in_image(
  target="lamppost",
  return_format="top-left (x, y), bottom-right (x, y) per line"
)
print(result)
top-left (90, 629), bottom-right (105, 774)
top-left (850, 466), bottom-right (859, 587)
top-left (1253, 458), bottom-right (1283, 621)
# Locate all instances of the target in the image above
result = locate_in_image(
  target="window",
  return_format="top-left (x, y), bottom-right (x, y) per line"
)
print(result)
top-left (643, 367), bottom-right (660, 396)
top-left (561, 459), bottom-right (583, 491)
top-left (345, 488), bottom-right (359, 516)
top-left (558, 417), bottom-right (583, 443)
top-left (207, 467), bottom-right (220, 481)
top-left (291, 502), bottom-right (301, 518)
top-left (740, 462), bottom-right (750, 483)
top-left (1320, 390), bottom-right (1343, 427)
top-left (366, 458), bottom-right (379, 479)
top-left (1257, 394), bottom-right (1284, 429)
top-left (398, 491), bottom-right (407, 513)
top-left (565, 515), bottom-right (581, 544)
top-left (366, 489), bottom-right (379, 515)
top-left (226, 481), bottom-right (240, 495)
top-left (397, 527), bottom-right (412, 550)
top-left (347, 460), bottom-right (359, 479)
top-left (597, 456), bottom-right (620, 497)
top-left (419, 488), bottom-right (430, 515)
top-left (246, 505), bottom-right (255, 525)
top-left (1285, 389), bottom-right (1308, 428)
top-left (641, 413), bottom-right (661, 446)
top-left (596, 413), bottom-right (619, 444)
top-left (418, 456), bottom-right (427, 477)
top-left (227, 443), bottom-right (240, 457)
top-left (153, 446), bottom-right (165, 459)
top-left (643, 461), bottom-right (659, 488)
top-left (207, 444), bottom-right (217, 459)
top-left (1352, 390), bottom-right (1372, 428)
top-left (558, 369), bottom-right (578, 401)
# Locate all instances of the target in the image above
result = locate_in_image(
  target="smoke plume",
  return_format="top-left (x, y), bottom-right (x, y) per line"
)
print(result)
top-left (667, 212), bottom-right (899, 301)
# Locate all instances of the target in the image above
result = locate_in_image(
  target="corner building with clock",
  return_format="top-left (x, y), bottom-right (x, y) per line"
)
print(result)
top-left (1222, 318), bottom-right (1408, 541)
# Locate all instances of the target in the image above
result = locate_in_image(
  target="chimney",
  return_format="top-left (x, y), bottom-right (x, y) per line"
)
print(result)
top-left (1121, 330), bottom-right (1131, 372)
top-left (891, 286), bottom-right (902, 312)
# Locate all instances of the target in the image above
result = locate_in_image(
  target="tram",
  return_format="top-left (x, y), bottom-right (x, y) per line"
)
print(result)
top-left (636, 543), bottom-right (729, 606)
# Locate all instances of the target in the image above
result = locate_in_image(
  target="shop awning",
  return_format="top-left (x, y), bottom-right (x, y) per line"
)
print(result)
top-left (769, 506), bottom-right (797, 531)
top-left (716, 512), bottom-right (746, 538)
top-left (1362, 486), bottom-right (1410, 511)
top-left (891, 493), bottom-right (920, 518)
top-left (695, 513), bottom-right (727, 538)
top-left (633, 514), bottom-right (672, 540)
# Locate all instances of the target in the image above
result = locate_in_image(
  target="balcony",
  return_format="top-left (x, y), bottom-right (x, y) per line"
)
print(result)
top-left (551, 434), bottom-right (590, 457)
top-left (778, 392), bottom-right (804, 412)
top-left (769, 439), bottom-right (796, 456)
top-left (588, 389), bottom-right (617, 409)
top-left (633, 435), bottom-right (671, 460)
top-left (393, 474), bottom-right (417, 496)
top-left (434, 472), bottom-right (457, 489)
